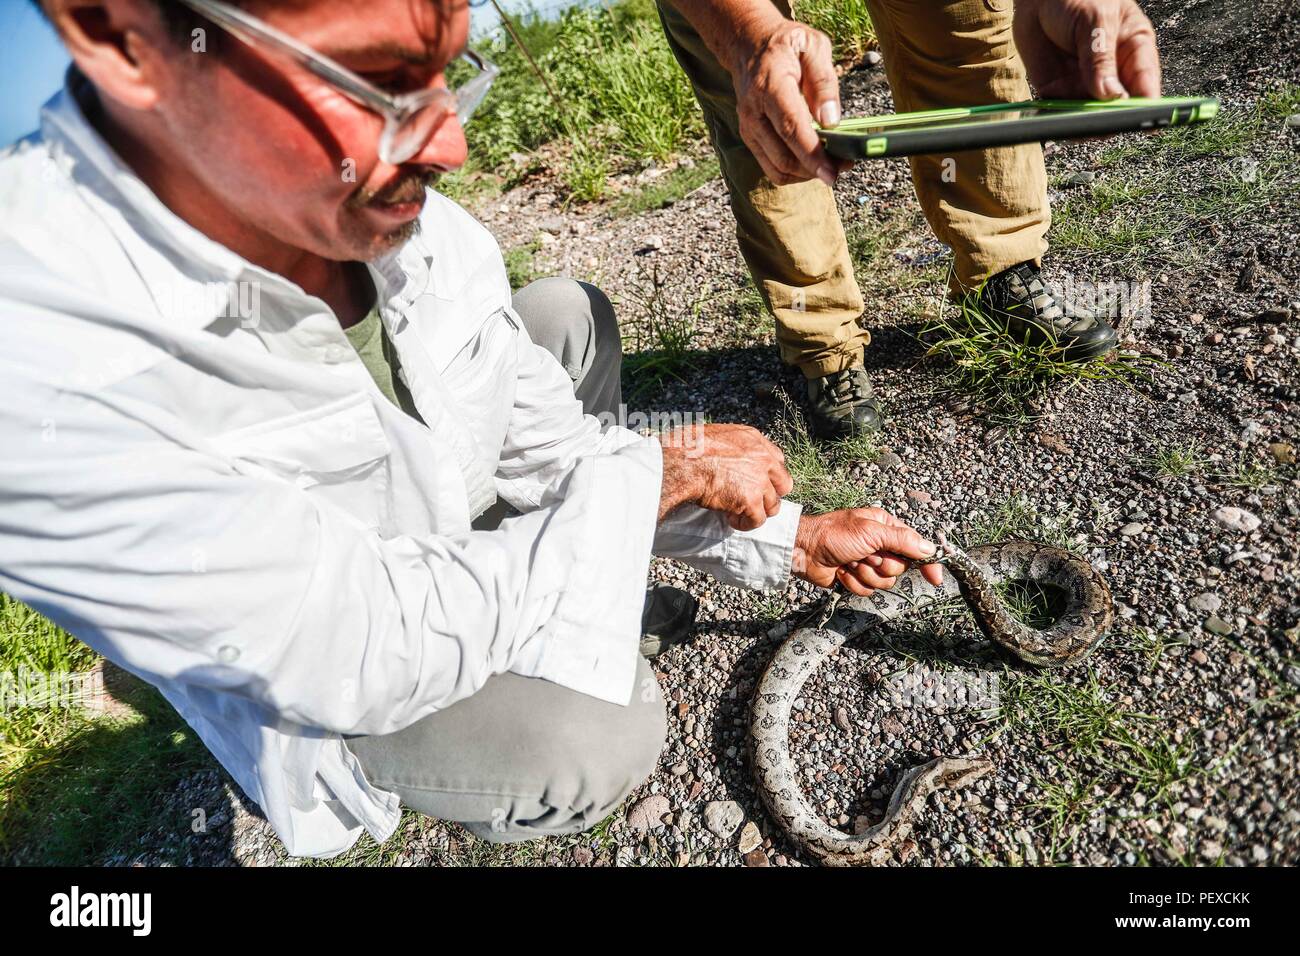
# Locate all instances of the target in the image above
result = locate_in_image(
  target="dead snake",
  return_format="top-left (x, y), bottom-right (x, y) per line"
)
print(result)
top-left (749, 538), bottom-right (1114, 866)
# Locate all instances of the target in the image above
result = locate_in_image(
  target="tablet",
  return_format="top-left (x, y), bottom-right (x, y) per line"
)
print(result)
top-left (817, 96), bottom-right (1219, 160)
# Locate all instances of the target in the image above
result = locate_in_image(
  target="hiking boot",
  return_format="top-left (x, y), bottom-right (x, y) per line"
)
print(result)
top-left (976, 261), bottom-right (1117, 361)
top-left (806, 353), bottom-right (884, 439)
top-left (640, 585), bottom-right (699, 658)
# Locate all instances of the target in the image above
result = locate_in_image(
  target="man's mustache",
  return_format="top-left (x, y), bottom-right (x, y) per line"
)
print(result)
top-left (348, 169), bottom-right (441, 207)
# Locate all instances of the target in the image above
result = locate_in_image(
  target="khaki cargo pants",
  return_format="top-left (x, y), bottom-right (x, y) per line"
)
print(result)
top-left (656, 0), bottom-right (1050, 378)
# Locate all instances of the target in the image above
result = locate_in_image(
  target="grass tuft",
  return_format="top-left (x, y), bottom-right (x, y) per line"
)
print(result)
top-left (920, 289), bottom-right (1156, 425)
top-left (1145, 441), bottom-right (1207, 479)
top-left (768, 389), bottom-right (879, 514)
top-left (503, 238), bottom-right (543, 291)
top-left (619, 262), bottom-right (704, 403)
top-left (1061, 83), bottom-right (1300, 263)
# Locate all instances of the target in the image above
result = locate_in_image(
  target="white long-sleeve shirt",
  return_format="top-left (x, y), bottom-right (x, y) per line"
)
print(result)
top-left (0, 73), bottom-right (803, 858)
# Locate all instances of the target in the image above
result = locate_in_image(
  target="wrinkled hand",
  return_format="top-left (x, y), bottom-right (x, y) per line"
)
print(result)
top-left (792, 507), bottom-right (943, 596)
top-left (1014, 0), bottom-right (1162, 100)
top-left (729, 15), bottom-right (844, 186)
top-left (657, 423), bottom-right (793, 531)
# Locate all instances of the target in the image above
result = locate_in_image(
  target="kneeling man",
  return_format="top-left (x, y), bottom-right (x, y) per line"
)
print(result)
top-left (0, 0), bottom-right (940, 857)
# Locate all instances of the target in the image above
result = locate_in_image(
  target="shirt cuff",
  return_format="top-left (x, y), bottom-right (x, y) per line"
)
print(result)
top-left (653, 497), bottom-right (803, 591)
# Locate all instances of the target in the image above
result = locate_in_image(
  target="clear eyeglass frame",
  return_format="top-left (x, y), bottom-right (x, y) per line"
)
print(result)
top-left (175, 0), bottom-right (498, 165)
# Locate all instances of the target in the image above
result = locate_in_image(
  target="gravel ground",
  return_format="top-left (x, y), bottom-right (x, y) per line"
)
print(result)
top-left (101, 0), bottom-right (1299, 867)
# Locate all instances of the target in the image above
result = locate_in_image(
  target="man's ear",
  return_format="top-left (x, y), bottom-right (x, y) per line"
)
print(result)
top-left (44, 0), bottom-right (170, 111)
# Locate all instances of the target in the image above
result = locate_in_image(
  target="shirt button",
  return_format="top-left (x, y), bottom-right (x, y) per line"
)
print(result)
top-left (323, 344), bottom-right (349, 364)
top-left (217, 645), bottom-right (241, 664)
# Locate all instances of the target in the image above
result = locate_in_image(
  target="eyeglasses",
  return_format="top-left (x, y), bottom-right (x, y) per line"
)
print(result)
top-left (175, 0), bottom-right (498, 165)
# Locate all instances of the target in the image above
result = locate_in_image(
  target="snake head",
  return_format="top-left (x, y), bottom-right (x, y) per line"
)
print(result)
top-left (936, 757), bottom-right (994, 791)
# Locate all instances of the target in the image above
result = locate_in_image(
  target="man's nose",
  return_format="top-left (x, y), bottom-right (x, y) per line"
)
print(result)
top-left (410, 113), bottom-right (468, 172)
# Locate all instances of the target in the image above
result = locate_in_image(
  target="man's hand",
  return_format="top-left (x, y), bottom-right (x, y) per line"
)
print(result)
top-left (793, 507), bottom-right (943, 595)
top-left (657, 423), bottom-right (794, 530)
top-left (726, 11), bottom-right (843, 186)
top-left (1014, 0), bottom-right (1162, 100)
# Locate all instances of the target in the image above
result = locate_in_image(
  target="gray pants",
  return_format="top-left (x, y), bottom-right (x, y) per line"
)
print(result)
top-left (345, 278), bottom-right (667, 844)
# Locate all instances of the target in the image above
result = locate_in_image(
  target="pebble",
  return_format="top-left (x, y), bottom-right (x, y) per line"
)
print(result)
top-left (1120, 522), bottom-right (1145, 536)
top-left (703, 801), bottom-right (744, 839)
top-left (1204, 616), bottom-right (1234, 636)
top-left (625, 794), bottom-right (671, 831)
top-left (1190, 592), bottom-right (1222, 614)
top-left (833, 706), bottom-right (852, 732)
top-left (877, 450), bottom-right (903, 472)
top-left (1212, 506), bottom-right (1261, 534)
top-left (738, 821), bottom-right (762, 854)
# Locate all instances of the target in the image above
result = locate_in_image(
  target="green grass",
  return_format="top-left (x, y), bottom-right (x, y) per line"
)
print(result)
top-left (562, 132), bottom-right (614, 203)
top-left (920, 289), bottom-right (1157, 425)
top-left (449, 0), bottom-right (705, 201)
top-left (993, 662), bottom-right (1214, 862)
top-left (846, 208), bottom-right (949, 321)
top-left (1122, 627), bottom-right (1188, 674)
top-left (1144, 440), bottom-right (1207, 479)
top-left (792, 0), bottom-right (877, 65)
top-left (446, 0), bottom-right (880, 200)
top-left (717, 279), bottom-right (774, 348)
top-left (0, 593), bottom-right (214, 865)
top-left (1030, 758), bottom-right (1101, 856)
top-left (957, 494), bottom-right (1085, 552)
top-left (1100, 724), bottom-right (1203, 803)
top-left (1056, 83), bottom-right (1300, 263)
top-left (1099, 83), bottom-right (1300, 167)
top-left (611, 156), bottom-right (721, 217)
top-left (997, 579), bottom-right (1065, 631)
top-left (1050, 205), bottom-right (1170, 260)
top-left (754, 592), bottom-right (792, 625)
top-left (618, 262), bottom-right (704, 403)
top-left (503, 238), bottom-right (544, 291)
top-left (768, 389), bottom-right (879, 514)
top-left (1213, 455), bottom-right (1284, 490)
top-left (998, 669), bottom-right (1134, 757)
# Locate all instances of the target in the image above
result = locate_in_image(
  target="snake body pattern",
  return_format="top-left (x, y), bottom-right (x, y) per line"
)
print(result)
top-left (749, 538), bottom-right (1114, 867)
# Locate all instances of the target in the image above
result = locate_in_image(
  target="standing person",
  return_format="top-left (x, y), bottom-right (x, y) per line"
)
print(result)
top-left (655, 0), bottom-right (1161, 437)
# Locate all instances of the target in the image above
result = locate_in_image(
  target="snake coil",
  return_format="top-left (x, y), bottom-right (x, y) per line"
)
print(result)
top-left (749, 539), bottom-right (1114, 866)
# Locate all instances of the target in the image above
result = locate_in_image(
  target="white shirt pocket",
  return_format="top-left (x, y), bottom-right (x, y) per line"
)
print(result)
top-left (210, 392), bottom-right (393, 529)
